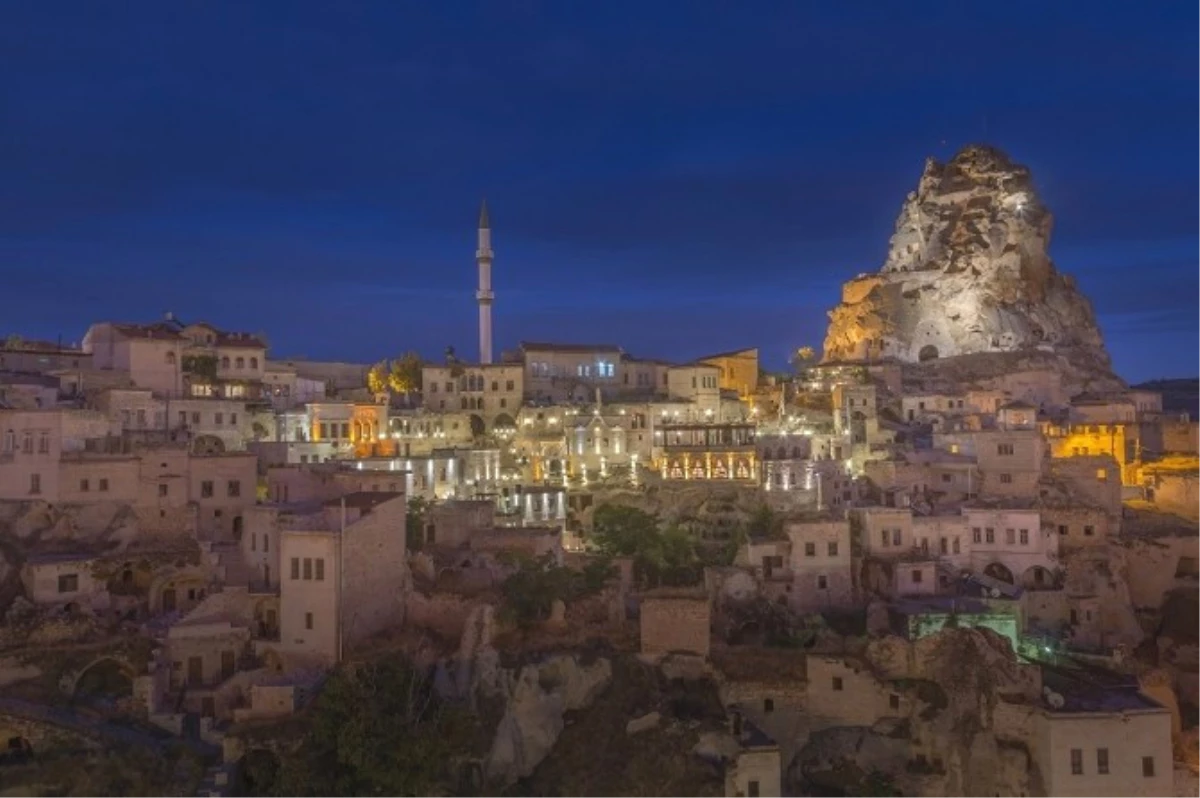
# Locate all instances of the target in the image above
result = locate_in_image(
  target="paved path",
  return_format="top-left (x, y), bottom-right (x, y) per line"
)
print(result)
top-left (0, 696), bottom-right (219, 758)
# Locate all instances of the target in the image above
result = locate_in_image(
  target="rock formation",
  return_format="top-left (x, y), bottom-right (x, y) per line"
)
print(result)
top-left (823, 145), bottom-right (1113, 377)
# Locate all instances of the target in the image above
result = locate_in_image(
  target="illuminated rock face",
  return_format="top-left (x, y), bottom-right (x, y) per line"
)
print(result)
top-left (823, 145), bottom-right (1111, 371)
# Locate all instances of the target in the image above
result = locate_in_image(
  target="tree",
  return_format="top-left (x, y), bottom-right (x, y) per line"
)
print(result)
top-left (791, 346), bottom-right (816, 374)
top-left (388, 351), bottom-right (424, 396)
top-left (273, 660), bottom-right (470, 797)
top-left (366, 360), bottom-right (389, 395)
top-left (500, 553), bottom-right (615, 626)
top-left (590, 504), bottom-right (700, 588)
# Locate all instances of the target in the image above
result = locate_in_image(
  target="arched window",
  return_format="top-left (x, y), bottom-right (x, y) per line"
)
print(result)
top-left (165, 351), bottom-right (177, 365)
top-left (249, 357), bottom-right (258, 369)
top-left (236, 357), bottom-right (245, 369)
top-left (221, 356), bottom-right (230, 369)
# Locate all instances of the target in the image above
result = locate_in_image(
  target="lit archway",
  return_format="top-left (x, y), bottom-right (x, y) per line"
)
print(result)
top-left (983, 562), bottom-right (1015, 584)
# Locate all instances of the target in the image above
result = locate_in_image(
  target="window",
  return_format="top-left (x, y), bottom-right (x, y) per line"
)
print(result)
top-left (832, 676), bottom-right (843, 691)
top-left (251, 534), bottom-right (257, 552)
top-left (1097, 748), bottom-right (1109, 775)
top-left (952, 537), bottom-right (960, 554)
top-left (817, 575), bottom-right (828, 589)
top-left (999, 473), bottom-right (1013, 484)
top-left (997, 443), bottom-right (1015, 456)
top-left (303, 558), bottom-right (312, 580)
top-left (38, 432), bottom-right (49, 453)
top-left (191, 412), bottom-right (201, 424)
top-left (491, 381), bottom-right (498, 391)
top-left (880, 530), bottom-right (889, 547)
top-left (201, 480), bottom-right (214, 498)
top-left (57, 574), bottom-right (79, 593)
top-left (263, 535), bottom-right (269, 552)
top-left (827, 541), bottom-right (838, 556)
top-left (305, 612), bottom-right (313, 630)
top-left (939, 537), bottom-right (948, 554)
top-left (1019, 529), bottom-right (1029, 545)
top-left (1142, 756), bottom-right (1155, 777)
top-left (214, 412), bottom-right (224, 425)
top-left (236, 357), bottom-right (245, 369)
top-left (315, 558), bottom-right (325, 581)
top-left (158, 483), bottom-right (169, 497)
top-left (22, 432), bottom-right (33, 454)
top-left (1058, 524), bottom-right (1068, 536)
top-left (228, 480), bottom-right (241, 497)
top-left (249, 357), bottom-right (258, 369)
top-left (320, 422), bottom-right (329, 439)
top-left (506, 380), bottom-right (514, 391)
top-left (1096, 468), bottom-right (1108, 482)
top-left (430, 383), bottom-right (438, 393)
top-left (1071, 748), bottom-right (1083, 775)
top-left (892, 529), bottom-right (901, 546)
top-left (80, 479), bottom-right (89, 492)
top-left (1005, 529), bottom-right (1015, 545)
top-left (1083, 525), bottom-right (1095, 537)
top-left (763, 698), bottom-right (774, 713)
top-left (99, 478), bottom-right (109, 492)
top-left (804, 542), bottom-right (816, 557)
top-left (941, 473), bottom-right (952, 483)
top-left (985, 528), bottom-right (995, 544)
top-left (29, 473), bottom-right (41, 494)
top-left (290, 558), bottom-right (300, 580)
top-left (1, 429), bottom-right (12, 452)
top-left (889, 694), bottom-right (900, 710)
top-left (972, 527), bottom-right (982, 543)
top-left (748, 781), bottom-right (760, 798)
top-left (911, 569), bottom-right (923, 583)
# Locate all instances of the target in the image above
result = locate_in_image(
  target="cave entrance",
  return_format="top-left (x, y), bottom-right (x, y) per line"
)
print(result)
top-left (918, 345), bottom-right (939, 362)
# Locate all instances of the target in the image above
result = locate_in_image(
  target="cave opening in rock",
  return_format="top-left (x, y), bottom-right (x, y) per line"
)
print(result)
top-left (918, 345), bottom-right (939, 362)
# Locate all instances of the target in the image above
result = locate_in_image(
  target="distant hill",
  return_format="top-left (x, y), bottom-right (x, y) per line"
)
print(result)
top-left (1133, 378), bottom-right (1199, 419)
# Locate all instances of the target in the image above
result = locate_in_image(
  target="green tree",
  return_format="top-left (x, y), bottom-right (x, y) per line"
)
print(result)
top-left (388, 351), bottom-right (424, 396)
top-left (366, 360), bottom-right (389, 395)
top-left (591, 504), bottom-right (660, 557)
top-left (273, 660), bottom-right (468, 796)
top-left (499, 552), bottom-right (614, 626)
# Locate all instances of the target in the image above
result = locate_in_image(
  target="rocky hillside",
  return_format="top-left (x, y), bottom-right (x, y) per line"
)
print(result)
top-left (823, 144), bottom-right (1115, 383)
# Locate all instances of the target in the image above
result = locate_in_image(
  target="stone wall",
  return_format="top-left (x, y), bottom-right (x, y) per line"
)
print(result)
top-left (640, 594), bottom-right (711, 658)
top-left (406, 591), bottom-right (480, 641)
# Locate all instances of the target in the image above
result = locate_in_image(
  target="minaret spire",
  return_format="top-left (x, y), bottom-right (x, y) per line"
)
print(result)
top-left (475, 199), bottom-right (494, 364)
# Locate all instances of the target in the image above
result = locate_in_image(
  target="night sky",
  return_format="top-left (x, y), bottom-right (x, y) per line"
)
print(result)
top-left (3, 2), bottom-right (1196, 381)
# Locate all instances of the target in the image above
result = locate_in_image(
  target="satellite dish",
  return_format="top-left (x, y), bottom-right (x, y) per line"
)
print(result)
top-left (1046, 692), bottom-right (1065, 710)
top-left (989, 588), bottom-right (1001, 598)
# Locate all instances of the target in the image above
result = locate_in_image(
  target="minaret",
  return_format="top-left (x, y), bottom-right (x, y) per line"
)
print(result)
top-left (475, 199), bottom-right (494, 364)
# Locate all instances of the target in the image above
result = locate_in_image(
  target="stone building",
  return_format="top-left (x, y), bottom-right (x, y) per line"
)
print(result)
top-left (696, 348), bottom-right (759, 402)
top-left (421, 362), bottom-right (523, 431)
top-left (785, 520), bottom-right (853, 612)
top-left (965, 505), bottom-right (1056, 588)
top-left (277, 493), bottom-right (411, 665)
top-left (520, 341), bottom-right (624, 403)
top-left (659, 421), bottom-right (757, 482)
top-left (20, 553), bottom-right (107, 610)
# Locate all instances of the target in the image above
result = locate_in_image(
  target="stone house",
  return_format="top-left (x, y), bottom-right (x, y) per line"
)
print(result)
top-left (83, 322), bottom-right (186, 397)
top-left (965, 505), bottom-right (1057, 588)
top-left (666, 363), bottom-right (723, 418)
top-left (723, 718), bottom-right (781, 798)
top-left (936, 427), bottom-right (1045, 498)
top-left (421, 362), bottom-right (523, 430)
top-left (696, 348), bottom-right (759, 402)
top-left (804, 655), bottom-right (909, 728)
top-left (785, 520), bottom-right (853, 612)
top-left (520, 341), bottom-right (624, 403)
top-left (1041, 505), bottom-right (1113, 549)
top-left (20, 553), bottom-right (107, 609)
top-left (0, 372), bottom-right (61, 409)
top-left (277, 493), bottom-right (410, 666)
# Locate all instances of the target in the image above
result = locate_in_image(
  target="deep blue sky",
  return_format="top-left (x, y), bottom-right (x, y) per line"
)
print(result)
top-left (2, 2), bottom-right (1196, 381)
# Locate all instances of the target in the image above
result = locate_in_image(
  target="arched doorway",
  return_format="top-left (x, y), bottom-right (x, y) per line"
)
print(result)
top-left (983, 562), bottom-right (1015, 584)
top-left (468, 414), bottom-right (486, 438)
top-left (918, 345), bottom-right (939, 362)
top-left (1023, 565), bottom-right (1055, 591)
top-left (192, 434), bottom-right (225, 455)
top-left (493, 413), bottom-right (516, 432)
top-left (74, 658), bottom-right (134, 700)
top-left (162, 587), bottom-right (177, 612)
top-left (232, 516), bottom-right (244, 540)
